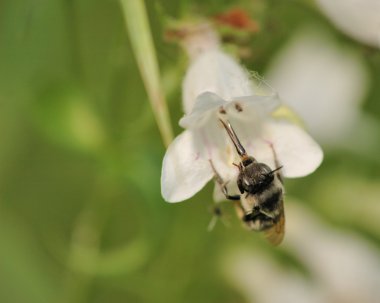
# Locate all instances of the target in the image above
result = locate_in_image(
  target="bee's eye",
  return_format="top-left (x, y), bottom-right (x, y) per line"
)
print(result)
top-left (260, 173), bottom-right (274, 185)
top-left (243, 178), bottom-right (250, 186)
top-left (242, 158), bottom-right (253, 166)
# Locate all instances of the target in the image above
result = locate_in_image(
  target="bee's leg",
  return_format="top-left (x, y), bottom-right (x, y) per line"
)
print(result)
top-left (233, 201), bottom-right (256, 230)
top-left (207, 204), bottom-right (230, 231)
top-left (207, 160), bottom-right (239, 231)
top-left (209, 160), bottom-right (240, 201)
top-left (220, 185), bottom-right (241, 201)
top-left (207, 206), bottom-right (220, 231)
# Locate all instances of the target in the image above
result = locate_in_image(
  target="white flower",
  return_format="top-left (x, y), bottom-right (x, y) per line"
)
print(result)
top-left (265, 28), bottom-right (370, 146)
top-left (316, 0), bottom-right (380, 48)
top-left (161, 45), bottom-right (323, 203)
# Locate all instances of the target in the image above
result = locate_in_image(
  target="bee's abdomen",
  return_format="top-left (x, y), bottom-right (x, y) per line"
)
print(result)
top-left (246, 213), bottom-right (275, 231)
top-left (260, 188), bottom-right (282, 212)
top-left (240, 184), bottom-right (284, 231)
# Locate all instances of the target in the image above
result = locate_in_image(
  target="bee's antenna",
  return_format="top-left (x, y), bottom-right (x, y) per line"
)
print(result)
top-left (270, 166), bottom-right (283, 174)
top-left (219, 119), bottom-right (247, 158)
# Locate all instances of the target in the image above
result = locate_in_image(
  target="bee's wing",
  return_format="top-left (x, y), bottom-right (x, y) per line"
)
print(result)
top-left (264, 199), bottom-right (285, 245)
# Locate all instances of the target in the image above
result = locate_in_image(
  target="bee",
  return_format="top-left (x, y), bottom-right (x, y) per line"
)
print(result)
top-left (211, 119), bottom-right (285, 245)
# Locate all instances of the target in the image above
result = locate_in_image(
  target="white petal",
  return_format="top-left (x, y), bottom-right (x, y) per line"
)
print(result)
top-left (253, 120), bottom-right (323, 178)
top-left (182, 49), bottom-right (255, 114)
top-left (265, 28), bottom-right (369, 145)
top-left (316, 0), bottom-right (380, 48)
top-left (161, 130), bottom-right (213, 202)
top-left (194, 117), bottom-right (238, 182)
top-left (179, 92), bottom-right (226, 129)
top-left (225, 94), bottom-right (281, 124)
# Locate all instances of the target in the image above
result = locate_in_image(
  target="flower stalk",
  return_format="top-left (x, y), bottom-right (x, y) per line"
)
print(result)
top-left (120, 0), bottom-right (173, 147)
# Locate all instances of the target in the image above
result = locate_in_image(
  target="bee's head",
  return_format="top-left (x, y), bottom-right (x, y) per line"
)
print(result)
top-left (241, 156), bottom-right (255, 167)
top-left (239, 162), bottom-right (277, 194)
top-left (219, 119), bottom-right (283, 194)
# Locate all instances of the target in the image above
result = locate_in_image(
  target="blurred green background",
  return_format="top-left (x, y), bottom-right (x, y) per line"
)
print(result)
top-left (1, 0), bottom-right (380, 303)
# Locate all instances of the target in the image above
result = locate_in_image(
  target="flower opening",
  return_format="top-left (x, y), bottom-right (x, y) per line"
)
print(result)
top-left (161, 25), bottom-right (323, 203)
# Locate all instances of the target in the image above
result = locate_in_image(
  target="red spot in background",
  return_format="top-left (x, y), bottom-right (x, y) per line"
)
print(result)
top-left (214, 8), bottom-right (259, 33)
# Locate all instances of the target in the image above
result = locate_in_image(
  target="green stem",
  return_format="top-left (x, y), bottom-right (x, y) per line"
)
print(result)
top-left (120, 0), bottom-right (174, 147)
